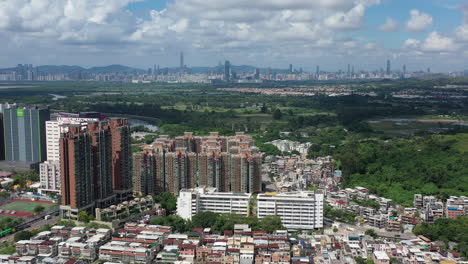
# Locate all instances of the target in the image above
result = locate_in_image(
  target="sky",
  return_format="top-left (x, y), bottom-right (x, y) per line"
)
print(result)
top-left (1, 0), bottom-right (468, 72)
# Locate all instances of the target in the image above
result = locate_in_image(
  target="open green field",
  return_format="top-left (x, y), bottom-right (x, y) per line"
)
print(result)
top-left (0, 201), bottom-right (57, 213)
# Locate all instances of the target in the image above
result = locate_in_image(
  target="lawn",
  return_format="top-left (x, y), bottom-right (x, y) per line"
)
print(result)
top-left (0, 201), bottom-right (57, 213)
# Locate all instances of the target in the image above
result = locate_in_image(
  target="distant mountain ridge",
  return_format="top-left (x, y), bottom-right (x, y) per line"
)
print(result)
top-left (0, 64), bottom-right (291, 75)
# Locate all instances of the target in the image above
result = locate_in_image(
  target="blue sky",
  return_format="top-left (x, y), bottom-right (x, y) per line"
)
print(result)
top-left (0, 0), bottom-right (467, 71)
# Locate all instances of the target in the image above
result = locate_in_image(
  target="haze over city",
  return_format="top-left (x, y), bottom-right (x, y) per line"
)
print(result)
top-left (1, 0), bottom-right (468, 71)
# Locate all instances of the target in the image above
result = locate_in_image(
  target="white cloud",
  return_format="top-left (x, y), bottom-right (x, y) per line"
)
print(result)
top-left (455, 24), bottom-right (468, 41)
top-left (421, 32), bottom-right (458, 52)
top-left (0, 0), bottom-right (466, 70)
top-left (406, 9), bottom-right (433, 32)
top-left (455, 5), bottom-right (468, 41)
top-left (402, 38), bottom-right (421, 49)
top-left (0, 0), bottom-right (140, 44)
top-left (324, 0), bottom-right (380, 30)
top-left (364, 42), bottom-right (377, 50)
top-left (379, 17), bottom-right (398, 32)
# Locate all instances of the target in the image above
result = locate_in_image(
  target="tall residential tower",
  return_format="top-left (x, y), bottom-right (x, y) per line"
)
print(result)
top-left (60, 119), bottom-right (132, 219)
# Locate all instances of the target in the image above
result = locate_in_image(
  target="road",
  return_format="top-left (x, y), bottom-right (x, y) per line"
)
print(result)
top-left (3, 215), bottom-right (59, 243)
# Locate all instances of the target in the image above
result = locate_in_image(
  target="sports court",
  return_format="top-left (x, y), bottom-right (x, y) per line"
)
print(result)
top-left (0, 199), bottom-right (57, 218)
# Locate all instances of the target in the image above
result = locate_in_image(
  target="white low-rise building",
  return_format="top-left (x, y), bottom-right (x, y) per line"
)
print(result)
top-left (257, 191), bottom-right (324, 229)
top-left (177, 187), bottom-right (252, 220)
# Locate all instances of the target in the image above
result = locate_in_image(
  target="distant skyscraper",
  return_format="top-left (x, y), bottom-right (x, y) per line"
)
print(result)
top-left (289, 64), bottom-right (293, 73)
top-left (427, 67), bottom-right (430, 73)
top-left (347, 64), bottom-right (350, 77)
top-left (3, 105), bottom-right (49, 162)
top-left (386, 60), bottom-right (391, 75)
top-left (180, 52), bottom-right (184, 74)
top-left (224, 60), bottom-right (231, 82)
top-left (316, 66), bottom-right (319, 76)
top-left (254, 68), bottom-right (260, 79)
top-left (403, 65), bottom-right (406, 76)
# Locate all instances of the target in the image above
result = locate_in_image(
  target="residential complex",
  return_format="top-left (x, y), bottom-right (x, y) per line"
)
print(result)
top-left (177, 187), bottom-right (252, 220)
top-left (4, 221), bottom-right (464, 264)
top-left (39, 113), bottom-right (102, 194)
top-left (59, 119), bottom-right (132, 219)
top-left (257, 191), bottom-right (324, 230)
top-left (1, 104), bottom-right (50, 162)
top-left (177, 187), bottom-right (324, 230)
top-left (133, 132), bottom-right (263, 195)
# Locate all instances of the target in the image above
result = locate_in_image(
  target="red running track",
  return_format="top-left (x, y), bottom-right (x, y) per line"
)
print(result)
top-left (0, 198), bottom-right (57, 218)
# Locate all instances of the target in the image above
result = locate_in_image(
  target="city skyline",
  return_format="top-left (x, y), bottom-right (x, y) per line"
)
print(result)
top-left (1, 0), bottom-right (468, 72)
top-left (0, 58), bottom-right (452, 74)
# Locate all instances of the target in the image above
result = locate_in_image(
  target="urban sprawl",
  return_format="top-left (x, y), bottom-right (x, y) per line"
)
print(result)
top-left (0, 103), bottom-right (466, 264)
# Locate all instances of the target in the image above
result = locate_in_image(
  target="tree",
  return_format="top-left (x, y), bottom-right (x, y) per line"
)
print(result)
top-left (12, 170), bottom-right (39, 189)
top-left (77, 211), bottom-right (92, 223)
top-left (33, 205), bottom-right (45, 214)
top-left (56, 219), bottom-right (76, 227)
top-left (260, 103), bottom-right (268, 113)
top-left (150, 216), bottom-right (188, 233)
top-left (355, 257), bottom-right (375, 264)
top-left (365, 229), bottom-right (378, 239)
top-left (14, 231), bottom-right (34, 242)
top-left (290, 150), bottom-right (301, 156)
top-left (0, 191), bottom-right (10, 200)
top-left (153, 193), bottom-right (177, 214)
top-left (257, 143), bottom-right (281, 156)
top-left (259, 216), bottom-right (284, 234)
top-left (273, 109), bottom-right (282, 120)
top-left (192, 211), bottom-right (220, 228)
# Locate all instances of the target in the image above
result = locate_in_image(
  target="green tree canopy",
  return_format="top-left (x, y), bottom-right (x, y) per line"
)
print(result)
top-left (273, 109), bottom-right (282, 120)
top-left (14, 231), bottom-right (34, 242)
top-left (34, 205), bottom-right (45, 213)
top-left (191, 211), bottom-right (220, 229)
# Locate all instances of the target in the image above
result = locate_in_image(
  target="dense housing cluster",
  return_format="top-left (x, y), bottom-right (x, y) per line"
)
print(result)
top-left (133, 132), bottom-right (263, 195)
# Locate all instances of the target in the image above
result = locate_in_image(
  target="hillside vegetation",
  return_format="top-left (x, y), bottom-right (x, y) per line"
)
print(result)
top-left (338, 134), bottom-right (468, 205)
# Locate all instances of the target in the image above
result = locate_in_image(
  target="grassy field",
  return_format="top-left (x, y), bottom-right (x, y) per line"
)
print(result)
top-left (0, 201), bottom-right (57, 213)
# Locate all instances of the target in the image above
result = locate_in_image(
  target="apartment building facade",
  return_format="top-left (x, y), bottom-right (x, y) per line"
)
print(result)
top-left (133, 132), bottom-right (262, 195)
top-left (177, 187), bottom-right (252, 220)
top-left (257, 191), bottom-right (324, 229)
top-left (39, 115), bottom-right (100, 194)
top-left (60, 119), bottom-right (132, 218)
